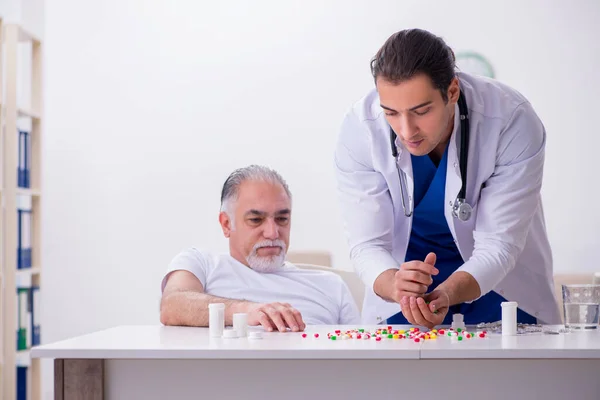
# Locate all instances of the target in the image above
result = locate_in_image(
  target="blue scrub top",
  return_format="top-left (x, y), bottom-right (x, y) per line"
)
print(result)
top-left (387, 144), bottom-right (536, 325)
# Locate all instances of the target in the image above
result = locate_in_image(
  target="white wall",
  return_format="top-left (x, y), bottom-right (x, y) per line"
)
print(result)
top-left (41, 0), bottom-right (599, 397)
top-left (1, 0), bottom-right (44, 109)
top-left (0, 0), bottom-right (22, 23)
top-left (0, 0), bottom-right (44, 37)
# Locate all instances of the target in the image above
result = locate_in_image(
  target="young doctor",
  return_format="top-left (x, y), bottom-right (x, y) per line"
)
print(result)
top-left (334, 28), bottom-right (560, 329)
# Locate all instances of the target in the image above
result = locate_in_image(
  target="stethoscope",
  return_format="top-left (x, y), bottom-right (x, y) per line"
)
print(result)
top-left (390, 90), bottom-right (473, 222)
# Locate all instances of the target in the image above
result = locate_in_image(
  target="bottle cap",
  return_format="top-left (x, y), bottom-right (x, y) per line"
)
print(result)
top-left (248, 331), bottom-right (263, 340)
top-left (223, 329), bottom-right (238, 338)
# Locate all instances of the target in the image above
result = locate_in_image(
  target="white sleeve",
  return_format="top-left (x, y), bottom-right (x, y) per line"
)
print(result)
top-left (160, 248), bottom-right (211, 292)
top-left (457, 101), bottom-right (546, 298)
top-left (338, 279), bottom-right (362, 325)
top-left (334, 109), bottom-right (399, 292)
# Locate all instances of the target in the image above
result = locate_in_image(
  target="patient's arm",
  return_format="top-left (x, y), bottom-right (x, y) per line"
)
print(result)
top-left (160, 270), bottom-right (305, 332)
top-left (160, 270), bottom-right (244, 327)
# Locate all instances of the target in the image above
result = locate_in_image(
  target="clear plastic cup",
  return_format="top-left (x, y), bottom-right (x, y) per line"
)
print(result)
top-left (562, 284), bottom-right (600, 329)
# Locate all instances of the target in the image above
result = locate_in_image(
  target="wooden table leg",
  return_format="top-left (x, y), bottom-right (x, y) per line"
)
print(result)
top-left (55, 359), bottom-right (103, 400)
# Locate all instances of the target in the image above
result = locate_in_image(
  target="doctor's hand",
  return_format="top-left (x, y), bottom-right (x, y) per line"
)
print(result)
top-left (400, 289), bottom-right (450, 329)
top-left (391, 252), bottom-right (439, 302)
top-left (246, 302), bottom-right (306, 333)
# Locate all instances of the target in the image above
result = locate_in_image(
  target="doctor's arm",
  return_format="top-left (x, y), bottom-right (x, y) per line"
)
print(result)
top-left (334, 110), bottom-right (433, 303)
top-left (334, 111), bottom-right (398, 298)
top-left (431, 101), bottom-right (547, 310)
top-left (160, 270), bottom-right (305, 332)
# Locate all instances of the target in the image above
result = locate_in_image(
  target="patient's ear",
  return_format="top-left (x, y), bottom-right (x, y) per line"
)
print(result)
top-left (219, 212), bottom-right (232, 237)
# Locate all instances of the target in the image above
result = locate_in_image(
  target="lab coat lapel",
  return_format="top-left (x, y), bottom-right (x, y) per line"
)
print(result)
top-left (445, 104), bottom-right (463, 247)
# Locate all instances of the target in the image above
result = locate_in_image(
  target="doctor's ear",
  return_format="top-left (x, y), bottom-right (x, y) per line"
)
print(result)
top-left (446, 77), bottom-right (460, 104)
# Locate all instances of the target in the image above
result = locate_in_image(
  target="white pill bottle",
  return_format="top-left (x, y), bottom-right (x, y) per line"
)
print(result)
top-left (209, 303), bottom-right (225, 337)
top-left (501, 301), bottom-right (518, 336)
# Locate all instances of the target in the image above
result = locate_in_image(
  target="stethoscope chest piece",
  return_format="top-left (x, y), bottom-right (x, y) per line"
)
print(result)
top-left (453, 198), bottom-right (472, 222)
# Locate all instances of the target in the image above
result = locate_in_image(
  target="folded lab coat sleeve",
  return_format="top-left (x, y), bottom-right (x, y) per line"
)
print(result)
top-left (457, 101), bottom-right (547, 298)
top-left (334, 109), bottom-right (399, 292)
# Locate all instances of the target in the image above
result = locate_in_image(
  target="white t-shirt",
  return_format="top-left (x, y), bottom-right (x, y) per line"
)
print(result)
top-left (161, 248), bottom-right (361, 325)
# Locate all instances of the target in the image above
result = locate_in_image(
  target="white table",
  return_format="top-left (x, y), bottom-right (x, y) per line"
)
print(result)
top-left (32, 325), bottom-right (600, 399)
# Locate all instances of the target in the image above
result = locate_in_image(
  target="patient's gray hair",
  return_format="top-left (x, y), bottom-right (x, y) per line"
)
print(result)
top-left (220, 165), bottom-right (292, 228)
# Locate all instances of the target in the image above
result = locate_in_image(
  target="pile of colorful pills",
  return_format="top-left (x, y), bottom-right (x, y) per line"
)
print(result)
top-left (300, 326), bottom-right (487, 342)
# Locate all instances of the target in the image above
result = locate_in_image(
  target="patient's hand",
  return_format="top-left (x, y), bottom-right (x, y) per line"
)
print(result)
top-left (246, 302), bottom-right (306, 332)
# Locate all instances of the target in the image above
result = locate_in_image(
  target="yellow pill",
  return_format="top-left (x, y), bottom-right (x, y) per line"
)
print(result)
top-left (430, 334), bottom-right (437, 339)
top-left (393, 334), bottom-right (400, 339)
top-left (410, 328), bottom-right (415, 332)
top-left (399, 330), bottom-right (406, 334)
top-left (432, 329), bottom-right (438, 333)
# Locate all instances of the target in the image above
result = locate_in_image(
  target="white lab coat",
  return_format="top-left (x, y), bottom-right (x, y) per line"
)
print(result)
top-left (334, 72), bottom-right (561, 325)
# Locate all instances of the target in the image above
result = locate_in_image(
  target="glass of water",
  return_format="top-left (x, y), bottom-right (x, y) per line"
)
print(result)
top-left (562, 284), bottom-right (600, 329)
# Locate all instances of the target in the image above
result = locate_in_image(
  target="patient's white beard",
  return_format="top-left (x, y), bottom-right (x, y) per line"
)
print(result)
top-left (246, 240), bottom-right (287, 273)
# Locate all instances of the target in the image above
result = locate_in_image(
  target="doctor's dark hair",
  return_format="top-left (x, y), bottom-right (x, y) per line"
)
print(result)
top-left (370, 29), bottom-right (456, 102)
top-left (220, 165), bottom-right (292, 219)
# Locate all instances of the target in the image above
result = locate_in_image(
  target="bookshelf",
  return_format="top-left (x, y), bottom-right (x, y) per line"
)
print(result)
top-left (1, 20), bottom-right (43, 400)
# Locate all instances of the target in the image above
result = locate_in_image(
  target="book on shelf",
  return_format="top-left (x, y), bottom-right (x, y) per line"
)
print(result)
top-left (17, 129), bottom-right (31, 189)
top-left (17, 194), bottom-right (32, 270)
